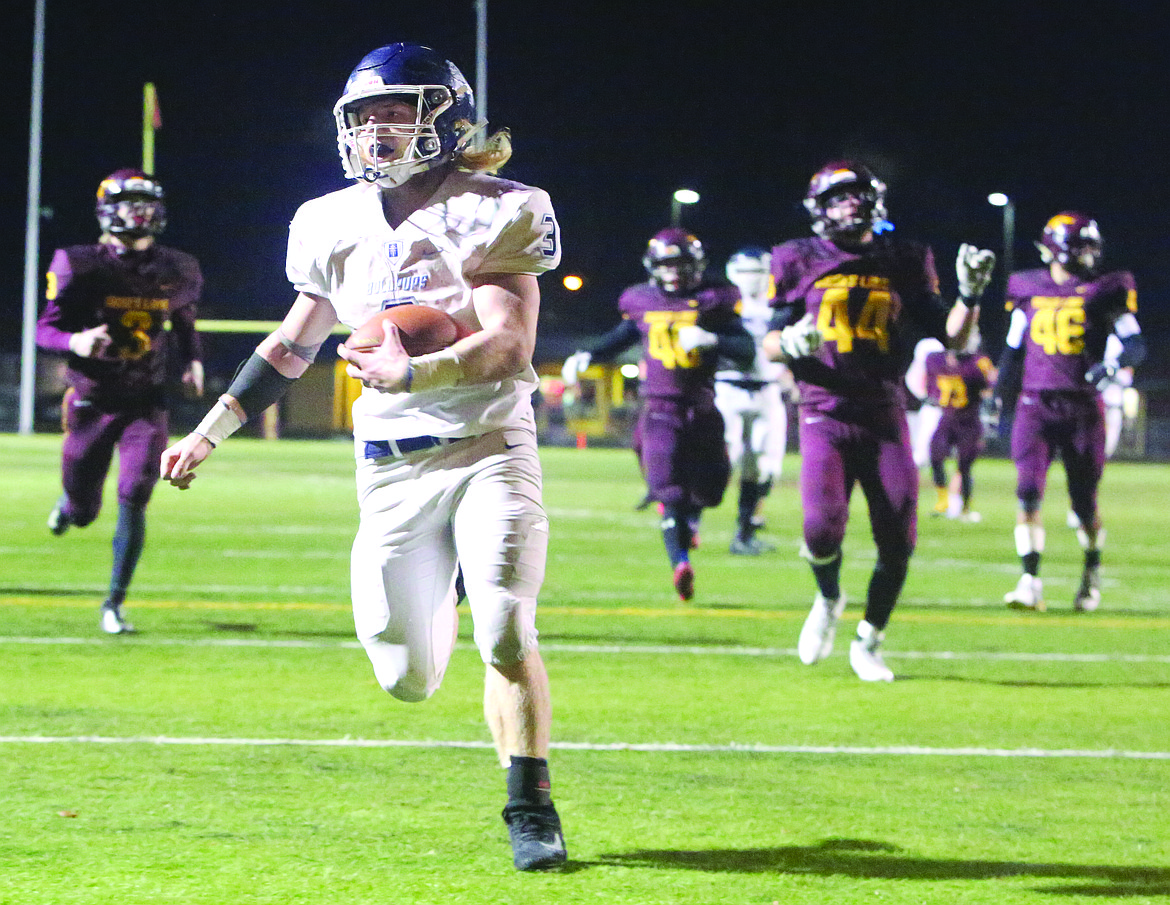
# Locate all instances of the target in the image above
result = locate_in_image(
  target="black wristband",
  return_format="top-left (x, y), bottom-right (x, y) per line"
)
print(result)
top-left (226, 353), bottom-right (296, 421)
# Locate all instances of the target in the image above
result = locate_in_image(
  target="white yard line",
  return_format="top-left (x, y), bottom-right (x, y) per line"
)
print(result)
top-left (1, 635), bottom-right (1169, 664)
top-left (0, 734), bottom-right (1165, 760)
top-left (2, 638), bottom-right (1166, 759)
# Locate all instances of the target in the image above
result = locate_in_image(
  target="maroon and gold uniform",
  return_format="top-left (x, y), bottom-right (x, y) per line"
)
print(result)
top-left (1004, 266), bottom-right (1136, 522)
top-left (37, 237), bottom-right (202, 631)
top-left (998, 209), bottom-right (1144, 613)
top-left (924, 349), bottom-right (994, 518)
top-left (772, 235), bottom-right (949, 577)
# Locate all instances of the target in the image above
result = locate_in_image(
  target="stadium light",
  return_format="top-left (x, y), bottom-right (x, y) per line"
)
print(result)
top-left (988, 192), bottom-right (1015, 300)
top-left (671, 188), bottom-right (700, 226)
top-left (562, 274), bottom-right (583, 291)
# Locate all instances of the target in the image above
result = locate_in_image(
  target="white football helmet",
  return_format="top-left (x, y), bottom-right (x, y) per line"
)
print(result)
top-left (725, 246), bottom-right (772, 300)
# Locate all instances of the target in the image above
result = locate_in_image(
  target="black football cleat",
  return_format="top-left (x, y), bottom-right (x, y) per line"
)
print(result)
top-left (502, 803), bottom-right (567, 871)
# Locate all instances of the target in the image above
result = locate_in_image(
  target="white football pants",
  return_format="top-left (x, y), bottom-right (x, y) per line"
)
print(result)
top-left (714, 381), bottom-right (787, 483)
top-left (350, 424), bottom-right (547, 703)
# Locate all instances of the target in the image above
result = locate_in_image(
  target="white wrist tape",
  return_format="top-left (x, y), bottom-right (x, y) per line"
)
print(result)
top-left (193, 396), bottom-right (245, 447)
top-left (407, 348), bottom-right (464, 392)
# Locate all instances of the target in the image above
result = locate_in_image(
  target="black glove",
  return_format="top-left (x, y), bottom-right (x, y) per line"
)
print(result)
top-left (1085, 362), bottom-right (1117, 391)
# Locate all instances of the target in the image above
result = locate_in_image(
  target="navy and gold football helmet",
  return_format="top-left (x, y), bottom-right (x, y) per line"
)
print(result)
top-left (803, 160), bottom-right (887, 242)
top-left (1038, 211), bottom-right (1102, 278)
top-left (334, 43), bottom-right (479, 188)
top-left (643, 228), bottom-right (706, 294)
top-left (95, 169), bottom-right (166, 238)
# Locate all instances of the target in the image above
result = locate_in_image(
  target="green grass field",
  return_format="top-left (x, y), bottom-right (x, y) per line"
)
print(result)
top-left (1, 433), bottom-right (1168, 904)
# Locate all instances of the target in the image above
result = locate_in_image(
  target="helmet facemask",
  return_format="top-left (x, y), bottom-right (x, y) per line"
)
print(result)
top-left (335, 85), bottom-right (475, 188)
top-left (1065, 239), bottom-right (1103, 278)
top-left (1038, 213), bottom-right (1103, 279)
top-left (725, 249), bottom-right (772, 299)
top-left (643, 229), bottom-right (706, 294)
top-left (809, 185), bottom-right (884, 244)
top-left (649, 258), bottom-right (703, 294)
top-left (804, 162), bottom-right (887, 245)
top-left (96, 171), bottom-right (166, 239)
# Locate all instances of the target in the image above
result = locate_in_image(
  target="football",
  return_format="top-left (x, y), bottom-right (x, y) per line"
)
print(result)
top-left (344, 305), bottom-right (468, 357)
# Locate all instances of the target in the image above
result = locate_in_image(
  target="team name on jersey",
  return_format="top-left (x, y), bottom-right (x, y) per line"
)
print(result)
top-left (365, 274), bottom-right (431, 296)
top-left (1030, 295), bottom-right (1085, 310)
top-left (813, 274), bottom-right (891, 291)
top-left (104, 295), bottom-right (169, 311)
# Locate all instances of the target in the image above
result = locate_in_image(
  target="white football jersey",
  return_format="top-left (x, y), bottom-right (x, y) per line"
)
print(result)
top-left (287, 171), bottom-right (561, 441)
top-left (714, 292), bottom-right (786, 384)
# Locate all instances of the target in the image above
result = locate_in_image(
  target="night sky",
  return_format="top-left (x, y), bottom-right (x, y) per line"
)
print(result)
top-left (4, 1), bottom-right (1170, 366)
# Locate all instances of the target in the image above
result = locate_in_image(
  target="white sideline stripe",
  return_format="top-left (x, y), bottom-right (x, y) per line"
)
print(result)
top-left (0, 735), bottom-right (1166, 760)
top-left (1, 636), bottom-right (1169, 664)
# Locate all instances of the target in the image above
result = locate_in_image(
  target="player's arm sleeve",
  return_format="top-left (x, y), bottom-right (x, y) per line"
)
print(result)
top-left (902, 245), bottom-right (971, 347)
top-left (916, 291), bottom-right (956, 346)
top-left (170, 254), bottom-right (205, 365)
top-left (767, 302), bottom-right (803, 332)
top-left (995, 345), bottom-right (1023, 409)
top-left (586, 318), bottom-right (641, 363)
top-left (995, 308), bottom-right (1028, 407)
top-left (704, 313), bottom-right (755, 367)
top-left (1111, 312), bottom-right (1145, 369)
top-left (35, 249), bottom-right (81, 353)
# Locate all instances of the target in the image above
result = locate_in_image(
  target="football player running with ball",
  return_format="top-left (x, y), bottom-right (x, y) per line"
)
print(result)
top-left (38, 169), bottom-right (204, 635)
top-left (996, 212), bottom-right (1145, 613)
top-left (762, 161), bottom-right (994, 681)
top-left (561, 229), bottom-right (755, 601)
top-left (161, 43), bottom-right (566, 870)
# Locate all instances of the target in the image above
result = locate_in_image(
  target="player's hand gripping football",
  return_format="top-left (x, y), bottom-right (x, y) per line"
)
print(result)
top-left (956, 243), bottom-right (996, 298)
top-left (337, 324), bottom-right (412, 392)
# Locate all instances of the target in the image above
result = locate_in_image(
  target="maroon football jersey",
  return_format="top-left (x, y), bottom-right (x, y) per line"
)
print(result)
top-left (618, 281), bottom-right (741, 400)
top-left (771, 236), bottom-right (947, 413)
top-left (37, 243), bottom-right (203, 404)
top-left (924, 350), bottom-right (992, 413)
top-left (1006, 267), bottom-right (1137, 394)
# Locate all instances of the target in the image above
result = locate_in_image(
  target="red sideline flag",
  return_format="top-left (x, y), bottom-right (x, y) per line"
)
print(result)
top-left (145, 82), bottom-right (162, 129)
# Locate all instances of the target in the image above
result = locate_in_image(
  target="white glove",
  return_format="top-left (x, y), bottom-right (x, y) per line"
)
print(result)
top-left (67, 324), bottom-right (111, 358)
top-left (676, 324), bottom-right (718, 353)
top-left (956, 243), bottom-right (996, 298)
top-left (561, 350), bottom-right (591, 387)
top-left (777, 313), bottom-right (823, 360)
top-left (182, 360), bottom-right (205, 397)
